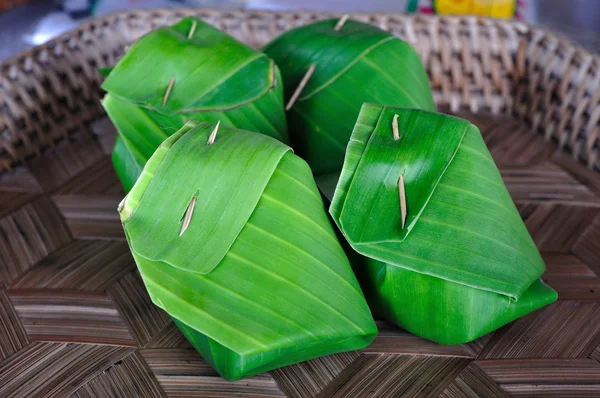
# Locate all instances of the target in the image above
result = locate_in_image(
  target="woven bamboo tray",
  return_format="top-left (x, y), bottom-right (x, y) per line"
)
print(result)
top-left (1, 8), bottom-right (600, 398)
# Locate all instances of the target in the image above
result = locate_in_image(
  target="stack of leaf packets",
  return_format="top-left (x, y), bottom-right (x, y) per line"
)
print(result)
top-left (119, 122), bottom-right (377, 380)
top-left (264, 18), bottom-right (435, 176)
top-left (102, 16), bottom-right (288, 192)
top-left (328, 104), bottom-right (557, 344)
top-left (265, 18), bottom-right (556, 344)
top-left (107, 15), bottom-right (557, 381)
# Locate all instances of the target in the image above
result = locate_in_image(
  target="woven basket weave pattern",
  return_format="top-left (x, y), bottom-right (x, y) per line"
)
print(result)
top-left (0, 9), bottom-right (599, 172)
top-left (1, 9), bottom-right (600, 398)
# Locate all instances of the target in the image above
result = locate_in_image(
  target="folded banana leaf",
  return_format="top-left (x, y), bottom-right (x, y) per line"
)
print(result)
top-left (328, 103), bottom-right (557, 345)
top-left (102, 16), bottom-right (288, 192)
top-left (263, 18), bottom-right (435, 176)
top-left (119, 122), bottom-right (377, 380)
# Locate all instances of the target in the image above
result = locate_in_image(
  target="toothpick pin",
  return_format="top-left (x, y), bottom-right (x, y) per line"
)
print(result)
top-left (285, 64), bottom-right (316, 111)
top-left (271, 60), bottom-right (278, 89)
top-left (179, 196), bottom-right (197, 237)
top-left (334, 14), bottom-right (349, 31)
top-left (392, 114), bottom-right (400, 141)
top-left (398, 174), bottom-right (407, 229)
top-left (117, 195), bottom-right (127, 213)
top-left (207, 120), bottom-right (220, 145)
top-left (188, 20), bottom-right (197, 39)
top-left (163, 76), bottom-right (175, 107)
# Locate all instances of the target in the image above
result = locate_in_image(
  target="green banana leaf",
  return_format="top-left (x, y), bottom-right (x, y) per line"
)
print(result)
top-left (264, 18), bottom-right (435, 176)
top-left (327, 103), bottom-right (557, 345)
top-left (102, 16), bottom-right (288, 191)
top-left (98, 66), bottom-right (113, 78)
top-left (120, 122), bottom-right (377, 380)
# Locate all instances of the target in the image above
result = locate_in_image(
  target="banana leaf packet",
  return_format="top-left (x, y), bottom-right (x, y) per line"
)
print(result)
top-left (264, 18), bottom-right (435, 176)
top-left (327, 103), bottom-right (557, 344)
top-left (102, 17), bottom-right (288, 192)
top-left (119, 122), bottom-right (377, 380)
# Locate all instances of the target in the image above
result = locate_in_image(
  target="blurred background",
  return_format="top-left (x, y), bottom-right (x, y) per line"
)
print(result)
top-left (0, 0), bottom-right (598, 60)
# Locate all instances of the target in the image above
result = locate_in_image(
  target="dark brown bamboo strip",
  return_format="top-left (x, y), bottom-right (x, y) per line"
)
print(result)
top-left (25, 131), bottom-right (105, 193)
top-left (480, 116), bottom-right (557, 166)
top-left (361, 321), bottom-right (490, 357)
top-left (107, 271), bottom-right (171, 347)
top-left (10, 240), bottom-right (135, 291)
top-left (90, 117), bottom-right (118, 156)
top-left (145, 322), bottom-right (193, 350)
top-left (0, 197), bottom-right (72, 284)
top-left (479, 302), bottom-right (600, 359)
top-left (55, 157), bottom-right (124, 195)
top-left (543, 253), bottom-right (598, 278)
top-left (573, 215), bottom-right (600, 277)
top-left (542, 277), bottom-right (600, 301)
top-left (502, 163), bottom-right (600, 206)
top-left (318, 354), bottom-right (471, 398)
top-left (552, 152), bottom-right (600, 198)
top-left (0, 167), bottom-right (41, 218)
top-left (141, 348), bottom-right (285, 397)
top-left (271, 352), bottom-right (359, 398)
top-left (0, 166), bottom-right (42, 194)
top-left (0, 289), bottom-right (29, 361)
top-left (591, 345), bottom-right (600, 362)
top-left (542, 253), bottom-right (600, 301)
top-left (52, 194), bottom-right (124, 240)
top-left (476, 358), bottom-right (600, 397)
top-left (70, 351), bottom-right (166, 398)
top-left (0, 342), bottom-right (133, 398)
top-left (9, 288), bottom-right (137, 346)
top-left (440, 362), bottom-right (509, 398)
top-left (518, 203), bottom-right (600, 252)
top-left (0, 191), bottom-right (38, 219)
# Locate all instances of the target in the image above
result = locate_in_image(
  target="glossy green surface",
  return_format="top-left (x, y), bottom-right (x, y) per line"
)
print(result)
top-left (364, 261), bottom-right (556, 344)
top-left (329, 104), bottom-right (557, 344)
top-left (102, 17), bottom-right (288, 191)
top-left (122, 123), bottom-right (377, 380)
top-left (264, 18), bottom-right (435, 175)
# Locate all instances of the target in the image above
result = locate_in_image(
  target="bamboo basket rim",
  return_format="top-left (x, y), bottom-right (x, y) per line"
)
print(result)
top-left (0, 8), bottom-right (599, 173)
top-left (0, 9), bottom-right (584, 62)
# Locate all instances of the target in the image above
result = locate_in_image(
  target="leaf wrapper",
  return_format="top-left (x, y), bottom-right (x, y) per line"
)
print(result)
top-left (264, 19), bottom-right (435, 175)
top-left (102, 17), bottom-right (288, 191)
top-left (329, 104), bottom-right (557, 344)
top-left (121, 123), bottom-right (377, 380)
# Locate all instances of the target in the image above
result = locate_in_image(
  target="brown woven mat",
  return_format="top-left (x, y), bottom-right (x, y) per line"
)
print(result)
top-left (0, 111), bottom-right (599, 397)
top-left (1, 8), bottom-right (600, 398)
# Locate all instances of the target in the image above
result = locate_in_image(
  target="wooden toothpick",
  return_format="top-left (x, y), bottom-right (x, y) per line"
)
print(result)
top-left (179, 196), bottom-right (197, 237)
top-left (392, 114), bottom-right (400, 141)
top-left (271, 60), bottom-right (277, 89)
top-left (162, 76), bottom-right (175, 107)
top-left (285, 64), bottom-right (316, 111)
top-left (117, 195), bottom-right (127, 213)
top-left (207, 121), bottom-right (220, 145)
top-left (398, 174), bottom-right (407, 229)
top-left (334, 14), bottom-right (349, 31)
top-left (188, 20), bottom-right (197, 39)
